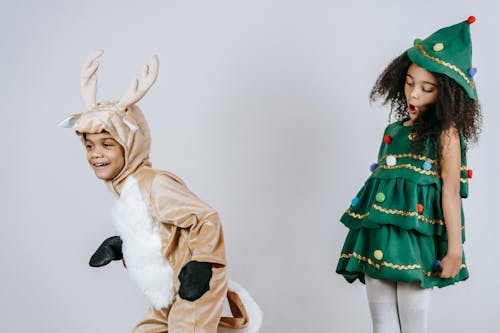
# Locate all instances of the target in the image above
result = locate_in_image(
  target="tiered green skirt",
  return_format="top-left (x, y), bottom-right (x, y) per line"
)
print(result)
top-left (336, 177), bottom-right (468, 288)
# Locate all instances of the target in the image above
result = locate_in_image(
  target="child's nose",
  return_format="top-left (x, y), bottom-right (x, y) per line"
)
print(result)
top-left (90, 148), bottom-right (104, 158)
top-left (410, 87), bottom-right (421, 99)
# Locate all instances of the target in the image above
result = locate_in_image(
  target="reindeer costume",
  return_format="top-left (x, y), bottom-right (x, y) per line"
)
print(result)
top-left (59, 50), bottom-right (262, 333)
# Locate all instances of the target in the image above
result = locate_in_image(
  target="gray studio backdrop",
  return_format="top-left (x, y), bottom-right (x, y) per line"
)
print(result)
top-left (1, 1), bottom-right (498, 332)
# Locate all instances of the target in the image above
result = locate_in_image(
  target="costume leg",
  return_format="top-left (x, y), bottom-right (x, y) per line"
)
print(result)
top-left (168, 264), bottom-right (228, 332)
top-left (397, 282), bottom-right (432, 333)
top-left (133, 306), bottom-right (170, 333)
top-left (365, 275), bottom-right (401, 333)
top-left (133, 265), bottom-right (227, 333)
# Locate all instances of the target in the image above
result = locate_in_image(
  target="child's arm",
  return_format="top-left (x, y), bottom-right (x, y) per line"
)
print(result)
top-left (439, 126), bottom-right (463, 278)
top-left (149, 174), bottom-right (225, 301)
top-left (150, 173), bottom-right (226, 266)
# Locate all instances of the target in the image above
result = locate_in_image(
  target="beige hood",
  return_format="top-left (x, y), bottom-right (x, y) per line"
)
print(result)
top-left (58, 50), bottom-right (158, 196)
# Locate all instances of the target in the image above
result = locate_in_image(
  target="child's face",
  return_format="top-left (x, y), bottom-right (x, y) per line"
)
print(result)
top-left (404, 63), bottom-right (438, 123)
top-left (83, 132), bottom-right (125, 181)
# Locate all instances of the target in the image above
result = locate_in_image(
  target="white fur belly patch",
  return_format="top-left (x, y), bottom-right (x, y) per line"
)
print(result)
top-left (112, 177), bottom-right (174, 309)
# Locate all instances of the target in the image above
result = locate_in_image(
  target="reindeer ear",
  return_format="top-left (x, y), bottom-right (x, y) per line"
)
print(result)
top-left (57, 115), bottom-right (80, 128)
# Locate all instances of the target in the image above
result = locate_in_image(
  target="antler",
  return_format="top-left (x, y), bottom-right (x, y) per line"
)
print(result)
top-left (80, 49), bottom-right (104, 109)
top-left (118, 55), bottom-right (159, 111)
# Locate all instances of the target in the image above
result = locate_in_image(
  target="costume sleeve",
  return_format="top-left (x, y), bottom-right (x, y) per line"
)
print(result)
top-left (149, 173), bottom-right (226, 266)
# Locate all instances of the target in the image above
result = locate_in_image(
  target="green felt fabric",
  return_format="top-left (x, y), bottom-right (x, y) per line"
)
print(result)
top-left (336, 121), bottom-right (470, 288)
top-left (407, 19), bottom-right (477, 100)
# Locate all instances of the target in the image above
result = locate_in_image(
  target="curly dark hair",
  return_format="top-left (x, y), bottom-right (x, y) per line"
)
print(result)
top-left (369, 52), bottom-right (482, 165)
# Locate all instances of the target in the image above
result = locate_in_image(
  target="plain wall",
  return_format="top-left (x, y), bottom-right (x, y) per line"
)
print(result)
top-left (1, 1), bottom-right (498, 332)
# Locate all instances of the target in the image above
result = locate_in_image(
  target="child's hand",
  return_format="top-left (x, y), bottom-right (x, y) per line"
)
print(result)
top-left (439, 252), bottom-right (462, 278)
top-left (178, 261), bottom-right (213, 301)
top-left (89, 236), bottom-right (123, 267)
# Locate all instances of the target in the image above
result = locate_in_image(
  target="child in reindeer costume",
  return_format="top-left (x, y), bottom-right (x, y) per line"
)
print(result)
top-left (59, 50), bottom-right (262, 333)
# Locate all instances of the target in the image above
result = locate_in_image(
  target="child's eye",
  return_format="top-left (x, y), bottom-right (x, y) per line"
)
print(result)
top-left (423, 87), bottom-right (435, 93)
top-left (85, 144), bottom-right (93, 149)
top-left (405, 81), bottom-right (413, 86)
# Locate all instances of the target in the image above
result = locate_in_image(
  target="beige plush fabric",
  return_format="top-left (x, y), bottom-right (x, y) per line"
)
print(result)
top-left (59, 51), bottom-right (259, 332)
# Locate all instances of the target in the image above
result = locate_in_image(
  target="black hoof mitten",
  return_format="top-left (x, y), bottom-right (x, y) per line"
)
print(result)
top-left (178, 261), bottom-right (213, 301)
top-left (89, 236), bottom-right (123, 267)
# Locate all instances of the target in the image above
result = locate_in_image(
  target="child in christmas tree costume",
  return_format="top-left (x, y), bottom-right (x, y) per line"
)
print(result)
top-left (59, 50), bottom-right (262, 333)
top-left (336, 17), bottom-right (481, 332)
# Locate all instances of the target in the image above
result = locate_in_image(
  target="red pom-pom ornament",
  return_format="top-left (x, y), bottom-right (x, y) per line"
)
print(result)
top-left (467, 16), bottom-right (476, 24)
top-left (417, 203), bottom-right (424, 214)
top-left (467, 169), bottom-right (473, 178)
top-left (384, 135), bottom-right (392, 144)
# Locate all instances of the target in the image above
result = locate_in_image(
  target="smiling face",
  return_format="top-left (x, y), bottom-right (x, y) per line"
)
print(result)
top-left (84, 132), bottom-right (125, 181)
top-left (404, 63), bottom-right (438, 125)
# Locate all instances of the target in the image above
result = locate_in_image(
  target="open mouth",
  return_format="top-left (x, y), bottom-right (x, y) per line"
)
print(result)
top-left (93, 162), bottom-right (109, 168)
top-left (408, 103), bottom-right (419, 114)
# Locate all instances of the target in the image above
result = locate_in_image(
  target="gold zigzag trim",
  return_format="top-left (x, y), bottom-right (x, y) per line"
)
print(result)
top-left (372, 204), bottom-right (444, 226)
top-left (341, 253), bottom-right (468, 276)
top-left (417, 44), bottom-right (474, 89)
top-left (346, 204), bottom-right (465, 230)
top-left (376, 164), bottom-right (469, 182)
top-left (376, 163), bottom-right (439, 176)
top-left (379, 153), bottom-right (435, 164)
top-left (461, 166), bottom-right (470, 183)
top-left (345, 209), bottom-right (370, 219)
top-left (371, 204), bottom-right (465, 230)
top-left (340, 252), bottom-right (421, 270)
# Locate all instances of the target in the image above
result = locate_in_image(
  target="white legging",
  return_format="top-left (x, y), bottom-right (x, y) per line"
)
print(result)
top-left (365, 275), bottom-right (432, 333)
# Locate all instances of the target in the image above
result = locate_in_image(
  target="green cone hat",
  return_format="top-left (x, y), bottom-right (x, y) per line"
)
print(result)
top-left (407, 16), bottom-right (477, 100)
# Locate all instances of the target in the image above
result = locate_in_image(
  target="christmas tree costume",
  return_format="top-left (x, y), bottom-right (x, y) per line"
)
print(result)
top-left (336, 17), bottom-right (477, 288)
top-left (336, 121), bottom-right (472, 288)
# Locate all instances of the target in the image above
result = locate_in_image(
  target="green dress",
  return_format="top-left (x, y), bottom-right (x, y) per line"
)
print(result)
top-left (336, 120), bottom-right (471, 288)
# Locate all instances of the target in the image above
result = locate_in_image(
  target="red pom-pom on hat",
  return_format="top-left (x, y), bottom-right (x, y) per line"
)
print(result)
top-left (467, 16), bottom-right (476, 24)
top-left (384, 135), bottom-right (392, 144)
